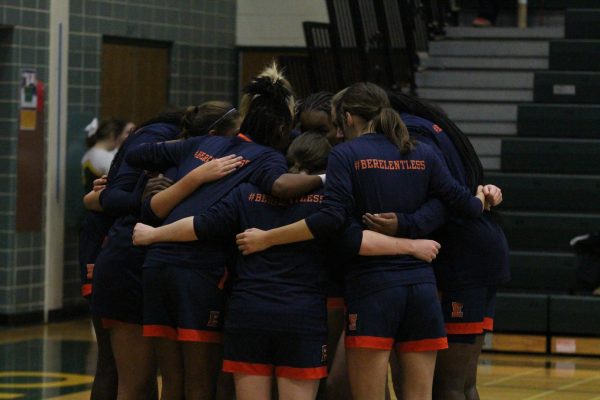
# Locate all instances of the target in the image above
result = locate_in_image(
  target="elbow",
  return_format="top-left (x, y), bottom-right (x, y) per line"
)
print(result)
top-left (271, 179), bottom-right (292, 199)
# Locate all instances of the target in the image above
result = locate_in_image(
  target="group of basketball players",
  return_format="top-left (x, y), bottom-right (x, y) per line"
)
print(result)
top-left (80, 63), bottom-right (509, 400)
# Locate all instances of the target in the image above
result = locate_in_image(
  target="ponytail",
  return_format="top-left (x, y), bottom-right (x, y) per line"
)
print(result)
top-left (333, 82), bottom-right (415, 154)
top-left (370, 107), bottom-right (414, 155)
top-left (239, 62), bottom-right (296, 151)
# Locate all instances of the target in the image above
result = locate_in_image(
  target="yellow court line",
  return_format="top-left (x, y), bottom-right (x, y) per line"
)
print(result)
top-left (481, 367), bottom-right (544, 387)
top-left (387, 364), bottom-right (397, 400)
top-left (0, 394), bottom-right (23, 399)
top-left (521, 374), bottom-right (600, 400)
top-left (45, 391), bottom-right (91, 400)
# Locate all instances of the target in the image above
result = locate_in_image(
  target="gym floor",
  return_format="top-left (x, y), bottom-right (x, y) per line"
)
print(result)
top-left (0, 319), bottom-right (599, 399)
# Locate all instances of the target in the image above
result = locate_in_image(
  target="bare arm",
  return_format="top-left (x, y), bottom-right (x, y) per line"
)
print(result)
top-left (359, 230), bottom-right (441, 262)
top-left (132, 217), bottom-right (197, 245)
top-left (236, 219), bottom-right (314, 255)
top-left (271, 174), bottom-right (322, 199)
top-left (150, 155), bottom-right (242, 219)
top-left (83, 190), bottom-right (103, 212)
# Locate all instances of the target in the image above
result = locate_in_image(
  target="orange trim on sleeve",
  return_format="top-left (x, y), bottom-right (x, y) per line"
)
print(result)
top-left (396, 337), bottom-right (448, 352)
top-left (81, 284), bottom-right (92, 298)
top-left (177, 328), bottom-right (222, 343)
top-left (327, 297), bottom-right (345, 309)
top-left (345, 336), bottom-right (394, 350)
top-left (223, 360), bottom-right (272, 376)
top-left (482, 317), bottom-right (494, 331)
top-left (237, 133), bottom-right (253, 142)
top-left (276, 365), bottom-right (328, 380)
top-left (445, 321), bottom-right (485, 335)
top-left (143, 324), bottom-right (178, 340)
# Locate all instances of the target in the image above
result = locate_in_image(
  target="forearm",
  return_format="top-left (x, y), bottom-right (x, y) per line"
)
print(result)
top-left (265, 219), bottom-right (314, 246)
top-left (271, 174), bottom-right (322, 199)
top-left (150, 172), bottom-right (206, 219)
top-left (151, 217), bottom-right (198, 243)
top-left (359, 230), bottom-right (415, 256)
top-left (83, 190), bottom-right (103, 212)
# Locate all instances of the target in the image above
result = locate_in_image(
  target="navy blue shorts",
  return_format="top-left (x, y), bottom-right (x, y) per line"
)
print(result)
top-left (440, 286), bottom-right (497, 344)
top-left (91, 234), bottom-right (145, 326)
top-left (142, 263), bottom-right (227, 343)
top-left (223, 329), bottom-right (328, 380)
top-left (344, 283), bottom-right (447, 352)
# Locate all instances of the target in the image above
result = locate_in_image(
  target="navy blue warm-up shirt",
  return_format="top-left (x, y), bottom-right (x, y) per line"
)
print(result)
top-left (193, 184), bottom-right (361, 334)
top-left (400, 114), bottom-right (510, 290)
top-left (125, 133), bottom-right (289, 272)
top-left (304, 132), bottom-right (483, 298)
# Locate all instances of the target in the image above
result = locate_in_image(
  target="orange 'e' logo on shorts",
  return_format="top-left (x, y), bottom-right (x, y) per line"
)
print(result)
top-left (207, 311), bottom-right (220, 328)
top-left (348, 313), bottom-right (358, 331)
top-left (451, 302), bottom-right (464, 318)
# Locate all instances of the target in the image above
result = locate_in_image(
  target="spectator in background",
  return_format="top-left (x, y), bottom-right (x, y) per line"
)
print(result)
top-left (81, 117), bottom-right (135, 192)
top-left (472, 0), bottom-right (499, 27)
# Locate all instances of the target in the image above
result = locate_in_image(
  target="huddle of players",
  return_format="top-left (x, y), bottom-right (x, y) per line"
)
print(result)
top-left (81, 63), bottom-right (509, 400)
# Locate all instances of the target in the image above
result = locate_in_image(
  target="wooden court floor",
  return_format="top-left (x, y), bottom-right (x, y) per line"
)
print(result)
top-left (0, 319), bottom-right (599, 399)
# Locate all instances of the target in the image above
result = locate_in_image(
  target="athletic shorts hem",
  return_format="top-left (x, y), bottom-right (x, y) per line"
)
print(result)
top-left (177, 328), bottom-right (222, 343)
top-left (327, 297), bottom-right (344, 310)
top-left (345, 336), bottom-right (394, 350)
top-left (275, 366), bottom-right (327, 380)
top-left (81, 284), bottom-right (92, 298)
top-left (223, 360), bottom-right (272, 376)
top-left (395, 337), bottom-right (448, 352)
top-left (445, 321), bottom-right (484, 335)
top-left (143, 324), bottom-right (178, 340)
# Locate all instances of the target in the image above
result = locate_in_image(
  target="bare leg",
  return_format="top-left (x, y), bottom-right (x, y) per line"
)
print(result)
top-left (91, 315), bottom-right (118, 400)
top-left (464, 335), bottom-right (485, 400)
top-left (346, 348), bottom-right (391, 400)
top-left (181, 342), bottom-right (222, 400)
top-left (216, 372), bottom-right (236, 400)
top-left (278, 377), bottom-right (320, 400)
top-left (234, 374), bottom-right (272, 400)
top-left (395, 350), bottom-right (437, 400)
top-left (326, 333), bottom-right (353, 400)
top-left (154, 338), bottom-right (184, 400)
top-left (110, 323), bottom-right (157, 400)
top-left (433, 337), bottom-right (484, 400)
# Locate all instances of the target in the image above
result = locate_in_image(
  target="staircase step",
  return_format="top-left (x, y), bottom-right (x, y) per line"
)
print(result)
top-left (501, 138), bottom-right (600, 174)
top-left (438, 103), bottom-right (517, 122)
top-left (486, 172), bottom-right (600, 213)
top-left (444, 27), bottom-right (563, 40)
top-left (422, 56), bottom-right (548, 71)
top-left (471, 137), bottom-right (502, 156)
top-left (565, 9), bottom-right (600, 39)
top-left (501, 211), bottom-right (600, 252)
top-left (459, 122), bottom-right (517, 136)
top-left (481, 156), bottom-right (500, 171)
top-left (429, 40), bottom-right (548, 57)
top-left (459, 0), bottom-right (600, 9)
top-left (502, 251), bottom-right (577, 293)
top-left (550, 296), bottom-right (600, 336)
top-left (550, 40), bottom-right (600, 71)
top-left (495, 293), bottom-right (548, 334)
top-left (416, 71), bottom-right (534, 89)
top-left (418, 88), bottom-right (532, 102)
top-left (518, 104), bottom-right (600, 138)
top-left (534, 71), bottom-right (600, 104)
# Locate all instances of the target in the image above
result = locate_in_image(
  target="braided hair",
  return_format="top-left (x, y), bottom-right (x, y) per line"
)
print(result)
top-left (239, 62), bottom-right (295, 152)
top-left (295, 91), bottom-right (333, 124)
top-left (388, 91), bottom-right (484, 193)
